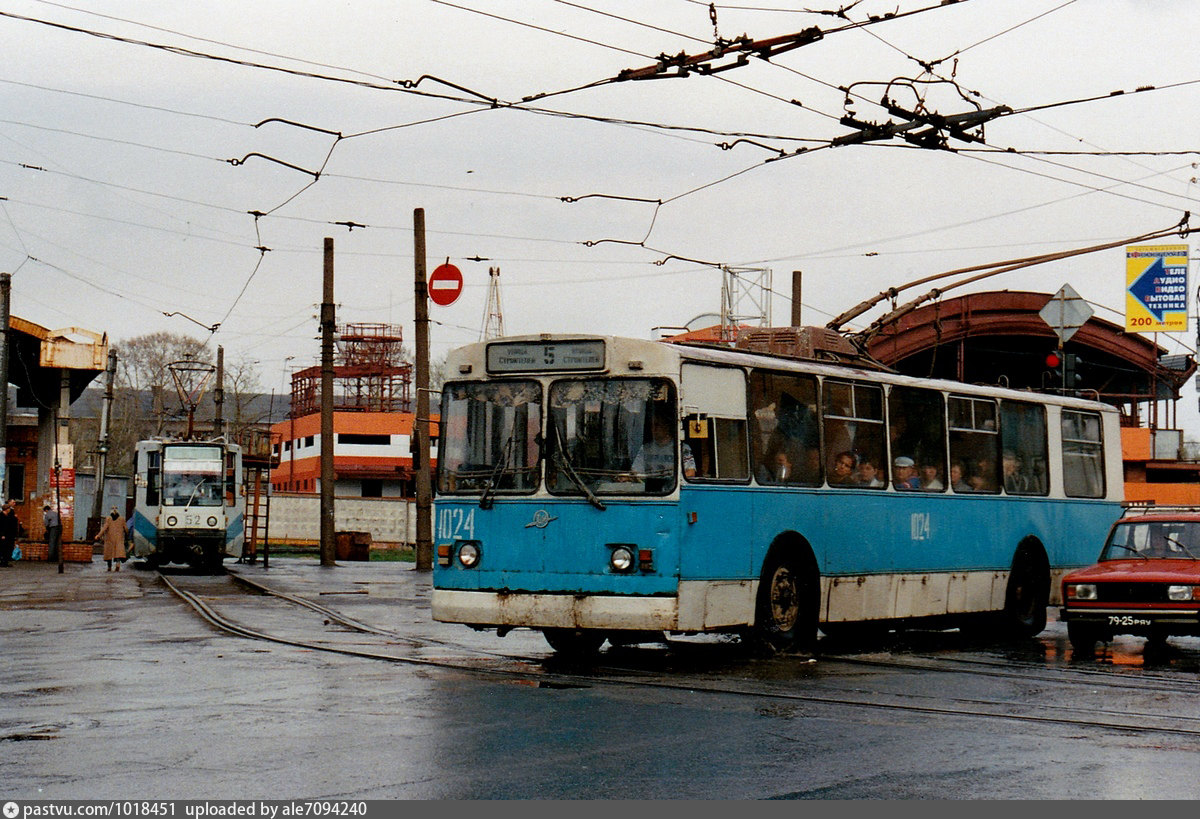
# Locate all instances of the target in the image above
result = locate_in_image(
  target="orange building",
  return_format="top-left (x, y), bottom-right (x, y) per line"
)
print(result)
top-left (269, 411), bottom-right (437, 498)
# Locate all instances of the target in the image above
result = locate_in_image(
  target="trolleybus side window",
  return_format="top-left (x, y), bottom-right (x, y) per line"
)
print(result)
top-left (823, 380), bottom-right (886, 489)
top-left (1062, 409), bottom-right (1105, 499)
top-left (948, 396), bottom-right (999, 493)
top-left (887, 386), bottom-right (946, 492)
top-left (438, 381), bottom-right (542, 495)
top-left (683, 416), bottom-right (749, 481)
top-left (999, 401), bottom-right (1049, 496)
top-left (748, 370), bottom-right (820, 486)
top-left (680, 363), bottom-right (749, 482)
top-left (547, 378), bottom-right (677, 495)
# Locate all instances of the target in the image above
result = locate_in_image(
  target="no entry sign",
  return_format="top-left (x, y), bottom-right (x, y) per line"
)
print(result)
top-left (428, 262), bottom-right (463, 307)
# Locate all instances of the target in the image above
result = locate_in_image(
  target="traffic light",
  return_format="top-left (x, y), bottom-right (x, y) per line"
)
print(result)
top-left (1062, 353), bottom-right (1083, 388)
top-left (1044, 350), bottom-right (1063, 386)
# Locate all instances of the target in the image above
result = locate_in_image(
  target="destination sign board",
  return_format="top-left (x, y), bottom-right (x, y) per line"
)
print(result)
top-left (486, 340), bottom-right (606, 373)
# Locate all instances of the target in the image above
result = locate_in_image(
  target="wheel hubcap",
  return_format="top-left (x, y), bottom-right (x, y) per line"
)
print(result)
top-left (769, 566), bottom-right (799, 631)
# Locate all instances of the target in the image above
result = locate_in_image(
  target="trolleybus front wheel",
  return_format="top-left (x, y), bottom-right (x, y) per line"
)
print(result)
top-left (542, 628), bottom-right (606, 659)
top-left (1000, 542), bottom-right (1049, 639)
top-left (751, 551), bottom-right (818, 655)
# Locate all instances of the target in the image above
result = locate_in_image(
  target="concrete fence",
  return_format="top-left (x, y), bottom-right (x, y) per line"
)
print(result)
top-left (263, 493), bottom-right (416, 547)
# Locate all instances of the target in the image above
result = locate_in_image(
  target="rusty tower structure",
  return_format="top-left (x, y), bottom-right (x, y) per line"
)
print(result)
top-left (289, 323), bottom-right (413, 417)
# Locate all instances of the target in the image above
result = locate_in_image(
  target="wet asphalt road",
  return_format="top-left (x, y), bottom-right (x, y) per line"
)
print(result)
top-left (3, 557), bottom-right (1200, 800)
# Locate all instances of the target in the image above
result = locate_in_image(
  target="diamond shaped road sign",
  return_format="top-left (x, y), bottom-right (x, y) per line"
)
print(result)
top-left (1038, 284), bottom-right (1093, 344)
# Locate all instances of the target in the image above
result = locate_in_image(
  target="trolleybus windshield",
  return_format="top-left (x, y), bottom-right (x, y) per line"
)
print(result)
top-left (438, 381), bottom-right (542, 495)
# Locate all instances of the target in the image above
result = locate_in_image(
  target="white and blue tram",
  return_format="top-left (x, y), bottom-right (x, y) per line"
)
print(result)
top-left (431, 334), bottom-right (1124, 655)
top-left (130, 438), bottom-right (245, 570)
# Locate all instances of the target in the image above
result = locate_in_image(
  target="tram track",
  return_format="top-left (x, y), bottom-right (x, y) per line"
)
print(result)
top-left (159, 570), bottom-right (1200, 741)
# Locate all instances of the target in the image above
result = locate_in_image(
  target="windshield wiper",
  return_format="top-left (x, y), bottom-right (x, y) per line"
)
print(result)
top-left (1163, 534), bottom-right (1200, 559)
top-left (185, 479), bottom-right (207, 510)
top-left (552, 432), bottom-right (606, 511)
top-left (1109, 542), bottom-right (1149, 559)
top-left (479, 434), bottom-right (515, 510)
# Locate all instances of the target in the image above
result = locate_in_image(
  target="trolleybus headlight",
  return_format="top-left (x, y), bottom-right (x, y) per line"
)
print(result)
top-left (166, 516), bottom-right (178, 527)
top-left (458, 541), bottom-right (481, 568)
top-left (1066, 583), bottom-right (1097, 601)
top-left (207, 516), bottom-right (218, 527)
top-left (609, 545), bottom-right (635, 573)
top-left (1167, 585), bottom-right (1196, 602)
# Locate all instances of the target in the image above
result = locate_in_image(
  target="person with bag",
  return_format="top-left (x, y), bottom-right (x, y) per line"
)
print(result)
top-left (95, 507), bottom-right (126, 572)
top-left (0, 502), bottom-right (18, 567)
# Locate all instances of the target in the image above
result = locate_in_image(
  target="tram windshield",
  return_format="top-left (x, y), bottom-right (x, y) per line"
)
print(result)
top-left (1102, 520), bottom-right (1200, 560)
top-left (162, 445), bottom-right (224, 507)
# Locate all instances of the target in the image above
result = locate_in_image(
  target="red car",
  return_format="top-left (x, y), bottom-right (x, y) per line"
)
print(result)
top-left (1061, 510), bottom-right (1200, 655)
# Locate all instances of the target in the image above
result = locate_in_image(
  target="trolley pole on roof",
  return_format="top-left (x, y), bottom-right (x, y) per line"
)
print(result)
top-left (319, 238), bottom-right (336, 567)
top-left (413, 209), bottom-right (433, 572)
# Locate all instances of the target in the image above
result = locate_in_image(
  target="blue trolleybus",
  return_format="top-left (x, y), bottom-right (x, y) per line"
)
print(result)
top-left (432, 334), bottom-right (1123, 655)
top-left (130, 438), bottom-right (246, 571)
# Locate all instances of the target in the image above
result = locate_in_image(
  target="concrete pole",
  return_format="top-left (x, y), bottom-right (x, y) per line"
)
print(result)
top-left (413, 209), bottom-right (433, 572)
top-left (319, 238), bottom-right (336, 567)
top-left (90, 350), bottom-right (117, 521)
top-left (57, 369), bottom-right (69, 574)
top-left (0, 273), bottom-right (10, 504)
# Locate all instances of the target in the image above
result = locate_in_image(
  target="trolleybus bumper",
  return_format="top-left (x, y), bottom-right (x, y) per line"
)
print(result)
top-left (433, 589), bottom-right (679, 630)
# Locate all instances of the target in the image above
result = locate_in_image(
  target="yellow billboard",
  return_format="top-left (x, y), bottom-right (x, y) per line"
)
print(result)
top-left (1125, 244), bottom-right (1189, 333)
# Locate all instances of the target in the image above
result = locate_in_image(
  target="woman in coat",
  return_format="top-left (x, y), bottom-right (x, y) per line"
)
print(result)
top-left (96, 507), bottom-right (126, 571)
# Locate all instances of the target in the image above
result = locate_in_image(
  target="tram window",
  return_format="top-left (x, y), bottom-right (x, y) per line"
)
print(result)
top-left (888, 386), bottom-right (946, 492)
top-left (948, 396), bottom-right (999, 493)
top-left (145, 450), bottom-right (161, 507)
top-left (748, 371), bottom-right (820, 486)
top-left (684, 416), bottom-right (749, 482)
top-left (822, 380), bottom-right (886, 489)
top-left (1062, 410), bottom-right (1105, 498)
top-left (1000, 402), bottom-right (1049, 496)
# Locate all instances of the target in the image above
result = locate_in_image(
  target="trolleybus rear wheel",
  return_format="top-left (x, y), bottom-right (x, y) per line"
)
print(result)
top-left (543, 628), bottom-right (606, 659)
top-left (752, 551), bottom-right (817, 655)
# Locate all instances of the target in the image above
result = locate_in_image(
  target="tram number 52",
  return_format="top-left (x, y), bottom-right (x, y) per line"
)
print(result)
top-left (437, 508), bottom-right (476, 540)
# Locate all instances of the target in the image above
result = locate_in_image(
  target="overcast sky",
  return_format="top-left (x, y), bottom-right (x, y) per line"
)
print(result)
top-left (3, 0), bottom-right (1199, 426)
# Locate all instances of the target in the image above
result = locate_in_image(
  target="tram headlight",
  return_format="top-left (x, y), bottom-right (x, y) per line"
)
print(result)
top-left (1167, 585), bottom-right (1196, 602)
top-left (608, 545), bottom-right (636, 573)
top-left (1066, 583), bottom-right (1097, 601)
top-left (457, 541), bottom-right (481, 568)
top-left (166, 516), bottom-right (178, 527)
top-left (207, 516), bottom-right (218, 527)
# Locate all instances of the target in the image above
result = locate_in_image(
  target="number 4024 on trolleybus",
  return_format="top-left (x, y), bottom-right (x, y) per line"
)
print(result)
top-left (431, 334), bottom-right (1124, 657)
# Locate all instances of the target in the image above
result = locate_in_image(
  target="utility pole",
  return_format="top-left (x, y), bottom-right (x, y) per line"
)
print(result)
top-left (0, 273), bottom-right (10, 505)
top-left (791, 270), bottom-right (803, 327)
top-left (319, 238), bottom-right (336, 567)
top-left (90, 350), bottom-right (117, 522)
top-left (213, 345), bottom-right (224, 439)
top-left (413, 209), bottom-right (433, 571)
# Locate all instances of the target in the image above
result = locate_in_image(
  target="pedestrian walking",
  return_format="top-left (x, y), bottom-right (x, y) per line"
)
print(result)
top-left (95, 507), bottom-right (126, 571)
top-left (43, 504), bottom-right (63, 563)
top-left (0, 502), bottom-right (18, 567)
